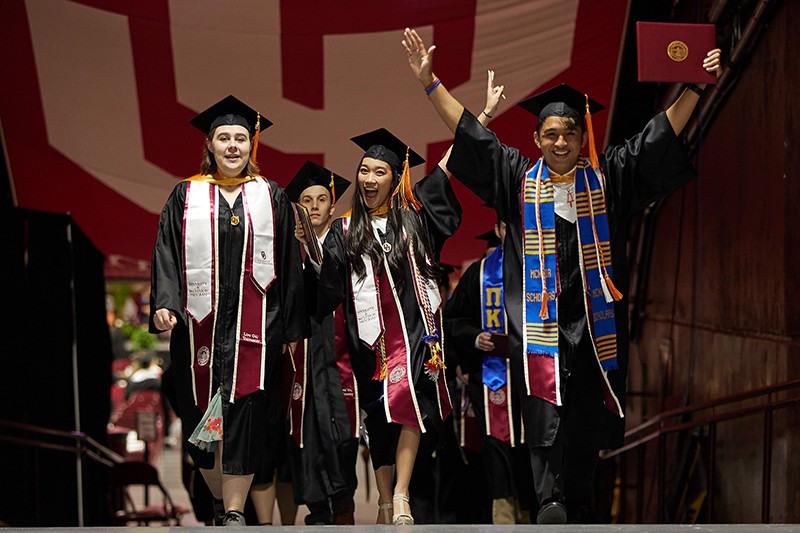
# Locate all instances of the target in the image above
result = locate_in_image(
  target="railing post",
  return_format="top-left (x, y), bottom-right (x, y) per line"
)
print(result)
top-left (657, 432), bottom-right (665, 523)
top-left (762, 408), bottom-right (773, 523)
top-left (636, 444), bottom-right (645, 523)
top-left (708, 422), bottom-right (716, 523)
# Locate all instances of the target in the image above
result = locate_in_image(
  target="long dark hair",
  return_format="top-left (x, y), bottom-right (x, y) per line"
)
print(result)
top-left (345, 159), bottom-right (440, 290)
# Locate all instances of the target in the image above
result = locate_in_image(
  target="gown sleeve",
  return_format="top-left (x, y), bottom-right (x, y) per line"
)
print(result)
top-left (272, 182), bottom-right (310, 343)
top-left (149, 182), bottom-right (188, 333)
top-left (414, 165), bottom-right (462, 258)
top-left (603, 111), bottom-right (697, 217)
top-left (315, 219), bottom-right (349, 320)
top-left (446, 109), bottom-right (531, 224)
top-left (443, 260), bottom-right (484, 375)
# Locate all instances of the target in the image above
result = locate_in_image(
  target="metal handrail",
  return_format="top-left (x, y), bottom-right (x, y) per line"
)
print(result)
top-left (0, 418), bottom-right (124, 466)
top-left (600, 379), bottom-right (800, 523)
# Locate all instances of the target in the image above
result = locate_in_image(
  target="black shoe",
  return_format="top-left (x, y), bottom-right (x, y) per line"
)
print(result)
top-left (537, 501), bottom-right (567, 525)
top-left (212, 499), bottom-right (225, 526)
top-left (223, 510), bottom-right (246, 527)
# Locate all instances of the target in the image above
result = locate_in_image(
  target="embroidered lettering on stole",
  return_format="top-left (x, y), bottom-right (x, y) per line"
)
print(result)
top-left (480, 246), bottom-right (515, 445)
top-left (183, 179), bottom-right (275, 411)
top-left (521, 158), bottom-right (622, 415)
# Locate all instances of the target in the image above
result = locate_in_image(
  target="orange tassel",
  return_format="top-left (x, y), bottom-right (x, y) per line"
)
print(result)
top-left (604, 273), bottom-right (623, 301)
top-left (251, 114), bottom-right (261, 163)
top-left (584, 94), bottom-right (599, 169)
top-left (391, 147), bottom-right (423, 210)
top-left (539, 289), bottom-right (549, 319)
top-left (329, 171), bottom-right (336, 204)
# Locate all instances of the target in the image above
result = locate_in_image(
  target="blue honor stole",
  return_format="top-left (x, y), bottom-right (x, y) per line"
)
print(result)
top-left (480, 246), bottom-right (506, 391)
top-left (522, 158), bottom-right (619, 406)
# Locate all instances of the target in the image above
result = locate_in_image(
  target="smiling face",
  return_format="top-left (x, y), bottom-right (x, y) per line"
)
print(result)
top-left (534, 116), bottom-right (587, 175)
top-left (358, 157), bottom-right (394, 210)
top-left (299, 184), bottom-right (334, 234)
top-left (206, 124), bottom-right (251, 178)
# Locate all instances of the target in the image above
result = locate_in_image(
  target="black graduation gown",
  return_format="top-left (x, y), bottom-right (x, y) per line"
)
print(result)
top-left (447, 110), bottom-right (695, 450)
top-left (315, 166), bottom-right (461, 462)
top-left (149, 178), bottom-right (308, 473)
top-left (295, 306), bottom-right (359, 508)
top-left (444, 257), bottom-right (533, 502)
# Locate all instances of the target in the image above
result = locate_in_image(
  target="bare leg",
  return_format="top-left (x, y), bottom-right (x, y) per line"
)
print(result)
top-left (275, 480), bottom-right (298, 525)
top-left (221, 472), bottom-right (254, 512)
top-left (249, 470), bottom-right (277, 525)
top-left (199, 447), bottom-right (223, 500)
top-left (392, 426), bottom-right (420, 524)
top-left (374, 464), bottom-right (395, 524)
top-left (394, 426), bottom-right (420, 496)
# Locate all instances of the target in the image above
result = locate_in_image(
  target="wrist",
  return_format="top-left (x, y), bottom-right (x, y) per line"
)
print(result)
top-left (425, 77), bottom-right (441, 97)
top-left (421, 73), bottom-right (436, 88)
top-left (685, 82), bottom-right (707, 97)
top-left (482, 109), bottom-right (494, 119)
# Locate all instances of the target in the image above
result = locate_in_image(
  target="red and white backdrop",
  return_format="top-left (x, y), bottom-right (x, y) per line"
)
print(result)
top-left (1, 0), bottom-right (628, 279)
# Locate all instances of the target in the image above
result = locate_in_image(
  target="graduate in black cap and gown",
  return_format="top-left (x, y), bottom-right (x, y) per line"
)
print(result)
top-left (403, 27), bottom-right (722, 524)
top-left (283, 161), bottom-right (361, 525)
top-left (295, 128), bottom-right (461, 525)
top-left (445, 221), bottom-right (535, 524)
top-left (149, 95), bottom-right (308, 526)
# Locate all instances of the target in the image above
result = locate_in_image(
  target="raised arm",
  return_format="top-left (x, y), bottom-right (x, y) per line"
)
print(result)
top-left (403, 27), bottom-right (465, 134)
top-left (665, 48), bottom-right (722, 135)
top-left (434, 68), bottom-right (506, 174)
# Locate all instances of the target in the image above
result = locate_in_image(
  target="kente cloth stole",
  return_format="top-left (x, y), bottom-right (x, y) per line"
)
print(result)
top-left (347, 217), bottom-right (450, 431)
top-left (287, 340), bottom-right (307, 447)
top-left (521, 158), bottom-right (619, 407)
top-left (183, 179), bottom-right (276, 411)
top-left (480, 246), bottom-right (515, 446)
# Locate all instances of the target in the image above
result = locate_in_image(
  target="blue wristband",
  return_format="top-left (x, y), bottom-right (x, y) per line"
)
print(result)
top-left (425, 78), bottom-right (441, 97)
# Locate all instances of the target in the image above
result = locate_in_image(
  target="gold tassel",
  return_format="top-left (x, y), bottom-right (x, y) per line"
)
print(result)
top-left (539, 289), bottom-right (549, 319)
top-left (604, 273), bottom-right (623, 301)
top-left (329, 171), bottom-right (336, 204)
top-left (584, 94), bottom-right (599, 169)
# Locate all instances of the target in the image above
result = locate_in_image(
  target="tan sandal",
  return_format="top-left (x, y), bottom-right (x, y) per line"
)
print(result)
top-left (392, 493), bottom-right (414, 525)
top-left (377, 501), bottom-right (393, 524)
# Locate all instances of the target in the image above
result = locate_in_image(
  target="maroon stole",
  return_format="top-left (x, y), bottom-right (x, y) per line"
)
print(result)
top-left (346, 216), bottom-right (452, 431)
top-left (288, 340), bottom-right (306, 446)
top-left (458, 383), bottom-right (482, 454)
top-left (376, 265), bottom-right (424, 430)
top-left (184, 179), bottom-right (275, 412)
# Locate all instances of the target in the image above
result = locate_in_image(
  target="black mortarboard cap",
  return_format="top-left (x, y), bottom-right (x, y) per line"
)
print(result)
top-left (350, 128), bottom-right (425, 171)
top-left (518, 83), bottom-right (604, 124)
top-left (285, 160), bottom-right (351, 204)
top-left (476, 228), bottom-right (502, 249)
top-left (189, 95), bottom-right (273, 135)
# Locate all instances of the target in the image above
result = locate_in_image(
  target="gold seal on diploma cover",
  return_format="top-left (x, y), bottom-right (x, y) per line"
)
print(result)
top-left (230, 214), bottom-right (240, 226)
top-left (667, 40), bottom-right (689, 62)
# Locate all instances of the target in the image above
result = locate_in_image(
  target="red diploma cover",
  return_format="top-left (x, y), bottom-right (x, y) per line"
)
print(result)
top-left (490, 333), bottom-right (510, 359)
top-left (636, 22), bottom-right (717, 84)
